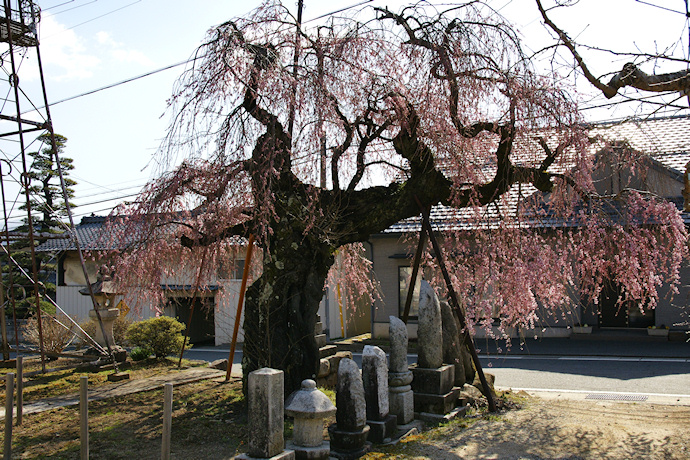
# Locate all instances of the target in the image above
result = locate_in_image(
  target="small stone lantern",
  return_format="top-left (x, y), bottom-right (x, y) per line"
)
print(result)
top-left (79, 275), bottom-right (122, 348)
top-left (285, 379), bottom-right (336, 460)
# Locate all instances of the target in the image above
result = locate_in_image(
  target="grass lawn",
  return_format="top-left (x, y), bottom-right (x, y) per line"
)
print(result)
top-left (0, 356), bottom-right (520, 459)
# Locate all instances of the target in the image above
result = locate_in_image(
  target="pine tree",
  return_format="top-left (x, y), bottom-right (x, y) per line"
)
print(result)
top-left (3, 133), bottom-right (76, 318)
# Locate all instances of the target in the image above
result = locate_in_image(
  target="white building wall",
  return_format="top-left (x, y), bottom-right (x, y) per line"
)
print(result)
top-left (214, 280), bottom-right (244, 345)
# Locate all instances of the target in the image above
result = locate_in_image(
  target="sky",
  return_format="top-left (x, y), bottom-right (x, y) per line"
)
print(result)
top-left (0, 0), bottom-right (688, 227)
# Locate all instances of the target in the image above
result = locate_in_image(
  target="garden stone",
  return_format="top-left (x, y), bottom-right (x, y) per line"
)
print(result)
top-left (328, 358), bottom-right (370, 459)
top-left (362, 346), bottom-right (397, 443)
top-left (388, 316), bottom-right (414, 425)
top-left (417, 281), bottom-right (443, 369)
top-left (237, 368), bottom-right (295, 460)
top-left (412, 283), bottom-right (461, 421)
top-left (440, 301), bottom-right (466, 387)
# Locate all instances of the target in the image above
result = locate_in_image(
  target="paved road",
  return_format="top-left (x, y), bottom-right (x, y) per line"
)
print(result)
top-left (185, 336), bottom-right (690, 398)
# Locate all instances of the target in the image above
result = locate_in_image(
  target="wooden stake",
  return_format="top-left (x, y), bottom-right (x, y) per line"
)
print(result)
top-left (161, 383), bottom-right (173, 460)
top-left (226, 235), bottom-right (255, 381)
top-left (80, 376), bottom-right (88, 460)
top-left (4, 372), bottom-right (14, 460)
top-left (402, 227), bottom-right (427, 324)
top-left (16, 356), bottom-right (22, 426)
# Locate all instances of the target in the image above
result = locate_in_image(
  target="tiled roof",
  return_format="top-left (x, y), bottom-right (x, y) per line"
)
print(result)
top-left (384, 114), bottom-right (690, 234)
top-left (590, 116), bottom-right (690, 175)
top-left (36, 216), bottom-right (115, 252)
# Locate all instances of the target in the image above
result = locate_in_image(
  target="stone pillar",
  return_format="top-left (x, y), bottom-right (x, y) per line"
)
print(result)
top-left (327, 358), bottom-right (370, 459)
top-left (388, 316), bottom-right (414, 425)
top-left (88, 307), bottom-right (120, 347)
top-left (237, 368), bottom-right (295, 460)
top-left (441, 301), bottom-right (466, 388)
top-left (362, 346), bottom-right (397, 443)
top-left (285, 379), bottom-right (336, 460)
top-left (411, 282), bottom-right (460, 422)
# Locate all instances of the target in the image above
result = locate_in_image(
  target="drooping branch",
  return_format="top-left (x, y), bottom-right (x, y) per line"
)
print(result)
top-left (536, 0), bottom-right (690, 99)
top-left (377, 7), bottom-right (505, 138)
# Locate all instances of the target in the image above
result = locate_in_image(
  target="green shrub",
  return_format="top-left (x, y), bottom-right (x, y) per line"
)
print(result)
top-left (125, 316), bottom-right (189, 359)
top-left (129, 346), bottom-right (152, 361)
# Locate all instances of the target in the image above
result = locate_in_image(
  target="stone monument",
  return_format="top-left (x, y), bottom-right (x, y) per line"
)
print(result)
top-left (440, 300), bottom-right (466, 388)
top-left (237, 368), bottom-right (295, 460)
top-left (328, 358), bottom-right (370, 459)
top-left (362, 345), bottom-right (397, 443)
top-left (388, 316), bottom-right (414, 425)
top-left (411, 281), bottom-right (460, 421)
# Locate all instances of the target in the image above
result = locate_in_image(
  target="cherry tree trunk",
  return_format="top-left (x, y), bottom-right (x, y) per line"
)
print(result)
top-left (241, 224), bottom-right (334, 396)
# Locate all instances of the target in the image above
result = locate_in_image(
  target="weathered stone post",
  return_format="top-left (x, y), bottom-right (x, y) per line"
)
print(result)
top-left (285, 379), bottom-right (336, 460)
top-left (237, 368), bottom-right (295, 460)
top-left (440, 300), bottom-right (466, 388)
top-left (327, 358), bottom-right (370, 459)
top-left (388, 316), bottom-right (414, 425)
top-left (362, 345), bottom-right (397, 443)
top-left (411, 281), bottom-right (460, 422)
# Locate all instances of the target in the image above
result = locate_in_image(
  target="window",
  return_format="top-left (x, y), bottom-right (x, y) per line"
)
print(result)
top-left (218, 259), bottom-right (245, 280)
top-left (398, 266), bottom-right (421, 319)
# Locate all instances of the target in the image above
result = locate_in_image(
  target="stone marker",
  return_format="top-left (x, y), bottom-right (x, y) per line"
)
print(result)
top-left (412, 283), bottom-right (461, 421)
top-left (388, 316), bottom-right (414, 425)
top-left (237, 368), bottom-right (295, 460)
top-left (362, 346), bottom-right (397, 443)
top-left (417, 281), bottom-right (443, 369)
top-left (328, 358), bottom-right (370, 459)
top-left (285, 379), bottom-right (336, 460)
top-left (440, 300), bottom-right (466, 387)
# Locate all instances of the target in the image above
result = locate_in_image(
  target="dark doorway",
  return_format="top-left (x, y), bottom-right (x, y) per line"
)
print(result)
top-left (597, 283), bottom-right (654, 328)
top-left (598, 283), bottom-right (628, 327)
top-left (169, 296), bottom-right (215, 345)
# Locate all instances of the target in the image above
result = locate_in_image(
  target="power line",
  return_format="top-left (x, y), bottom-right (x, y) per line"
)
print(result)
top-left (44, 0), bottom-right (142, 36)
top-left (634, 0), bottom-right (685, 16)
top-left (25, 55), bottom-right (202, 113)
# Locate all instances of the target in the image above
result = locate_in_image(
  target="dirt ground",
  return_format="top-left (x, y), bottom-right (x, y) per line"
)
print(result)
top-left (3, 374), bottom-right (689, 459)
top-left (378, 396), bottom-right (690, 459)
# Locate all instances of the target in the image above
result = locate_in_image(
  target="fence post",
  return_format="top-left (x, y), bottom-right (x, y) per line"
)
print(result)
top-left (161, 383), bottom-right (173, 460)
top-left (4, 372), bottom-right (14, 459)
top-left (80, 376), bottom-right (88, 460)
top-left (16, 356), bottom-right (22, 426)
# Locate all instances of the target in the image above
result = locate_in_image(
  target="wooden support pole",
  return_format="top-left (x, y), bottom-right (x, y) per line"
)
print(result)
top-left (226, 235), bottom-right (255, 381)
top-left (402, 227), bottom-right (427, 324)
top-left (4, 372), bottom-right (14, 459)
top-left (1, 281), bottom-right (9, 361)
top-left (161, 383), bottom-right (173, 460)
top-left (80, 376), bottom-right (88, 460)
top-left (415, 198), bottom-right (497, 412)
top-left (16, 356), bottom-right (22, 426)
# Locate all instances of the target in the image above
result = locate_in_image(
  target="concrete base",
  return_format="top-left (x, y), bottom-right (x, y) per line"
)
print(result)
top-left (415, 405), bottom-right (468, 424)
top-left (235, 449), bottom-right (295, 460)
top-left (366, 414), bottom-right (397, 444)
top-left (411, 364), bottom-right (454, 395)
top-left (285, 441), bottom-right (330, 460)
top-left (413, 387), bottom-right (460, 415)
top-left (107, 372), bottom-right (130, 382)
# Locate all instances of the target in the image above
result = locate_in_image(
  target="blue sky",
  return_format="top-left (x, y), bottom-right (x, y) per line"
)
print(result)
top-left (1, 0), bottom-right (687, 225)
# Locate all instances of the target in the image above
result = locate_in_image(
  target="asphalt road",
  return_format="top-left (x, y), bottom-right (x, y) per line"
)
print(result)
top-left (184, 340), bottom-right (690, 397)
